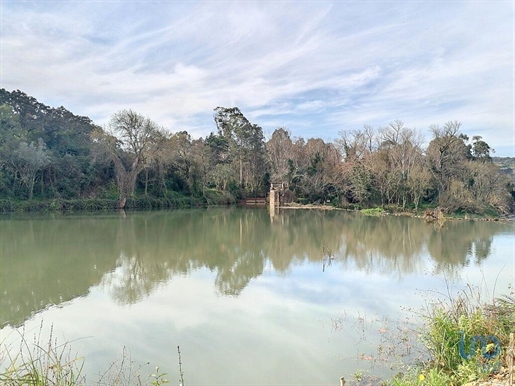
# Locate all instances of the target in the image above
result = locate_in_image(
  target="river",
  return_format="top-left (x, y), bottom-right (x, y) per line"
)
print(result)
top-left (0, 208), bottom-right (513, 385)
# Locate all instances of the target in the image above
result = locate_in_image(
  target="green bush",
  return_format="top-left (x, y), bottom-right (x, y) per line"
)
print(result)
top-left (360, 207), bottom-right (385, 216)
top-left (0, 199), bottom-right (14, 212)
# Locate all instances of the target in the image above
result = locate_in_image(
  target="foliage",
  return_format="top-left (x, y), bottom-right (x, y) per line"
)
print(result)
top-left (213, 107), bottom-right (269, 195)
top-left (92, 110), bottom-right (164, 208)
top-left (360, 207), bottom-right (385, 216)
top-left (0, 89), bottom-right (513, 215)
top-left (391, 368), bottom-right (452, 386)
top-left (392, 286), bottom-right (515, 386)
top-left (339, 282), bottom-right (515, 385)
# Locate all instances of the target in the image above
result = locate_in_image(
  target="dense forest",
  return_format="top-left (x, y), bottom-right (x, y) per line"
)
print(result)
top-left (0, 89), bottom-right (513, 215)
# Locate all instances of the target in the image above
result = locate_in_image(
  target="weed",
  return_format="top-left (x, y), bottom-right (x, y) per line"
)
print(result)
top-left (340, 281), bottom-right (515, 385)
top-left (360, 207), bottom-right (385, 216)
top-left (0, 323), bottom-right (170, 386)
top-left (96, 347), bottom-right (169, 386)
top-left (0, 323), bottom-right (86, 386)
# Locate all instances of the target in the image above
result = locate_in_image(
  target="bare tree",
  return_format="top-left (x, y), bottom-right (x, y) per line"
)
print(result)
top-left (336, 125), bottom-right (377, 162)
top-left (426, 121), bottom-right (470, 203)
top-left (378, 121), bottom-right (424, 208)
top-left (266, 128), bottom-right (294, 183)
top-left (92, 110), bottom-right (162, 208)
top-left (465, 161), bottom-right (512, 214)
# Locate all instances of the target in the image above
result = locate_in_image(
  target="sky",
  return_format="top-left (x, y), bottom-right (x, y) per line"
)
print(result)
top-left (1, 0), bottom-right (514, 156)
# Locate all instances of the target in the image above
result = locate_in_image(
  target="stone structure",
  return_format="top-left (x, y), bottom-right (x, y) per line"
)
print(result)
top-left (269, 182), bottom-right (295, 209)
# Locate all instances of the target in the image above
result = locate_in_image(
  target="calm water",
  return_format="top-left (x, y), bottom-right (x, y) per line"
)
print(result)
top-left (1, 208), bottom-right (514, 385)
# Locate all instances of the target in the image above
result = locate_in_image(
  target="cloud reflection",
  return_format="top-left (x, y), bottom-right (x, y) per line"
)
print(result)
top-left (1, 209), bottom-right (513, 327)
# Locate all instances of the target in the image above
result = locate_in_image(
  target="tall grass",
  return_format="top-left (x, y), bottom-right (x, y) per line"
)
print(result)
top-left (339, 281), bottom-right (515, 385)
top-left (0, 323), bottom-right (170, 386)
top-left (0, 324), bottom-right (85, 386)
top-left (391, 285), bottom-right (515, 386)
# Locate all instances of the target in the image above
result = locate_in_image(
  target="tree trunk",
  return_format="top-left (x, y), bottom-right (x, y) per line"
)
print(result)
top-left (144, 169), bottom-right (149, 196)
top-left (118, 197), bottom-right (127, 209)
top-left (28, 174), bottom-right (35, 200)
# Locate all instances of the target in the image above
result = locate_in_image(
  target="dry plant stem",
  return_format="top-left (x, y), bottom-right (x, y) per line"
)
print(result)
top-left (177, 346), bottom-right (185, 386)
top-left (508, 333), bottom-right (514, 386)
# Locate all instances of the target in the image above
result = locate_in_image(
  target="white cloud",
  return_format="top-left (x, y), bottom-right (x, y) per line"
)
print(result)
top-left (1, 0), bottom-right (513, 155)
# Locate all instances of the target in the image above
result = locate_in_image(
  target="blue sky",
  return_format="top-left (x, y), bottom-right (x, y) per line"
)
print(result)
top-left (1, 0), bottom-right (513, 155)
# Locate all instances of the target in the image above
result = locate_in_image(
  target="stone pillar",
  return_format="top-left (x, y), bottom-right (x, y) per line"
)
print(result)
top-left (269, 187), bottom-right (278, 208)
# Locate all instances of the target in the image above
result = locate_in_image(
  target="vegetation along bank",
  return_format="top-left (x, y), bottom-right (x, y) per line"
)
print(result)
top-left (1, 89), bottom-right (513, 215)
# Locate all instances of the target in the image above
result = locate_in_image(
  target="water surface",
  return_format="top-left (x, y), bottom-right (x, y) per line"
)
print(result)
top-left (1, 208), bottom-right (513, 384)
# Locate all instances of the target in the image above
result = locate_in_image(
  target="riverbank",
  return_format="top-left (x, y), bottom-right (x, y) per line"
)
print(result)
top-left (2, 196), bottom-right (512, 223)
top-left (342, 288), bottom-right (515, 386)
top-left (0, 195), bottom-right (222, 213)
top-left (280, 203), bottom-right (514, 222)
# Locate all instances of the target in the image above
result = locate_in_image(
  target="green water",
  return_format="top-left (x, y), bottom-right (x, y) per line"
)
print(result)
top-left (1, 208), bottom-right (513, 384)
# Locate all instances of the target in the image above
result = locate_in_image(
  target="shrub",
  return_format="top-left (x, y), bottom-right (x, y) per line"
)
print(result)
top-left (360, 207), bottom-right (385, 216)
top-left (407, 287), bottom-right (515, 385)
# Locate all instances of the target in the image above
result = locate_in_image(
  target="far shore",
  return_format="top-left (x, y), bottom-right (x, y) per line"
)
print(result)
top-left (277, 203), bottom-right (514, 222)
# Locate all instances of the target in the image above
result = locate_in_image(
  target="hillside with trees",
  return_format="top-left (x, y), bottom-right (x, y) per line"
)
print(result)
top-left (0, 89), bottom-right (513, 215)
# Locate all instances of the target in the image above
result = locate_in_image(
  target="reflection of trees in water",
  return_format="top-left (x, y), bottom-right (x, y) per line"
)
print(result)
top-left (427, 220), bottom-right (500, 276)
top-left (0, 215), bottom-right (121, 327)
top-left (215, 251), bottom-right (265, 296)
top-left (104, 210), bottom-right (511, 301)
top-left (1, 210), bottom-right (511, 325)
top-left (335, 214), bottom-right (431, 276)
top-left (101, 254), bottom-right (170, 305)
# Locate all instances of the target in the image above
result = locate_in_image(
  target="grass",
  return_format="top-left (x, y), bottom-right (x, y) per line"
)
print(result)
top-left (360, 207), bottom-right (386, 216)
top-left (0, 324), bottom-right (86, 386)
top-left (0, 323), bottom-right (170, 386)
top-left (388, 285), bottom-right (515, 386)
top-left (338, 282), bottom-right (515, 386)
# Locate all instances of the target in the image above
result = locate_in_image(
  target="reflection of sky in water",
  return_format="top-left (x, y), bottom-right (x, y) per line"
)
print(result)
top-left (1, 213), bottom-right (514, 384)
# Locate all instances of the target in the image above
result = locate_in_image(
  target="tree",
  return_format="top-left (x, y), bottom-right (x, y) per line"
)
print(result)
top-left (426, 121), bottom-right (470, 205)
top-left (0, 104), bottom-right (25, 194)
top-left (266, 128), bottom-right (294, 183)
top-left (190, 138), bottom-right (212, 196)
top-left (92, 110), bottom-right (162, 208)
top-left (1, 90), bottom-right (103, 201)
top-left (471, 135), bottom-right (494, 163)
top-left (166, 131), bottom-right (204, 195)
top-left (335, 125), bottom-right (376, 162)
top-left (214, 107), bottom-right (250, 187)
top-left (213, 107), bottom-right (268, 195)
top-left (377, 121), bottom-right (424, 208)
top-left (465, 161), bottom-right (511, 214)
top-left (10, 139), bottom-right (50, 199)
top-left (407, 162), bottom-right (432, 210)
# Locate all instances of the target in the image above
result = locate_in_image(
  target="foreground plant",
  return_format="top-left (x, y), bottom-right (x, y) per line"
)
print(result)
top-left (391, 367), bottom-right (452, 386)
top-left (0, 323), bottom-right (170, 386)
top-left (0, 323), bottom-right (86, 386)
top-left (341, 283), bottom-right (515, 386)
top-left (393, 285), bottom-right (515, 386)
top-left (96, 346), bottom-right (169, 386)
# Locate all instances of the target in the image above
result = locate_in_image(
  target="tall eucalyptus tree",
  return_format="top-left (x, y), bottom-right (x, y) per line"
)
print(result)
top-left (213, 107), bottom-right (268, 195)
